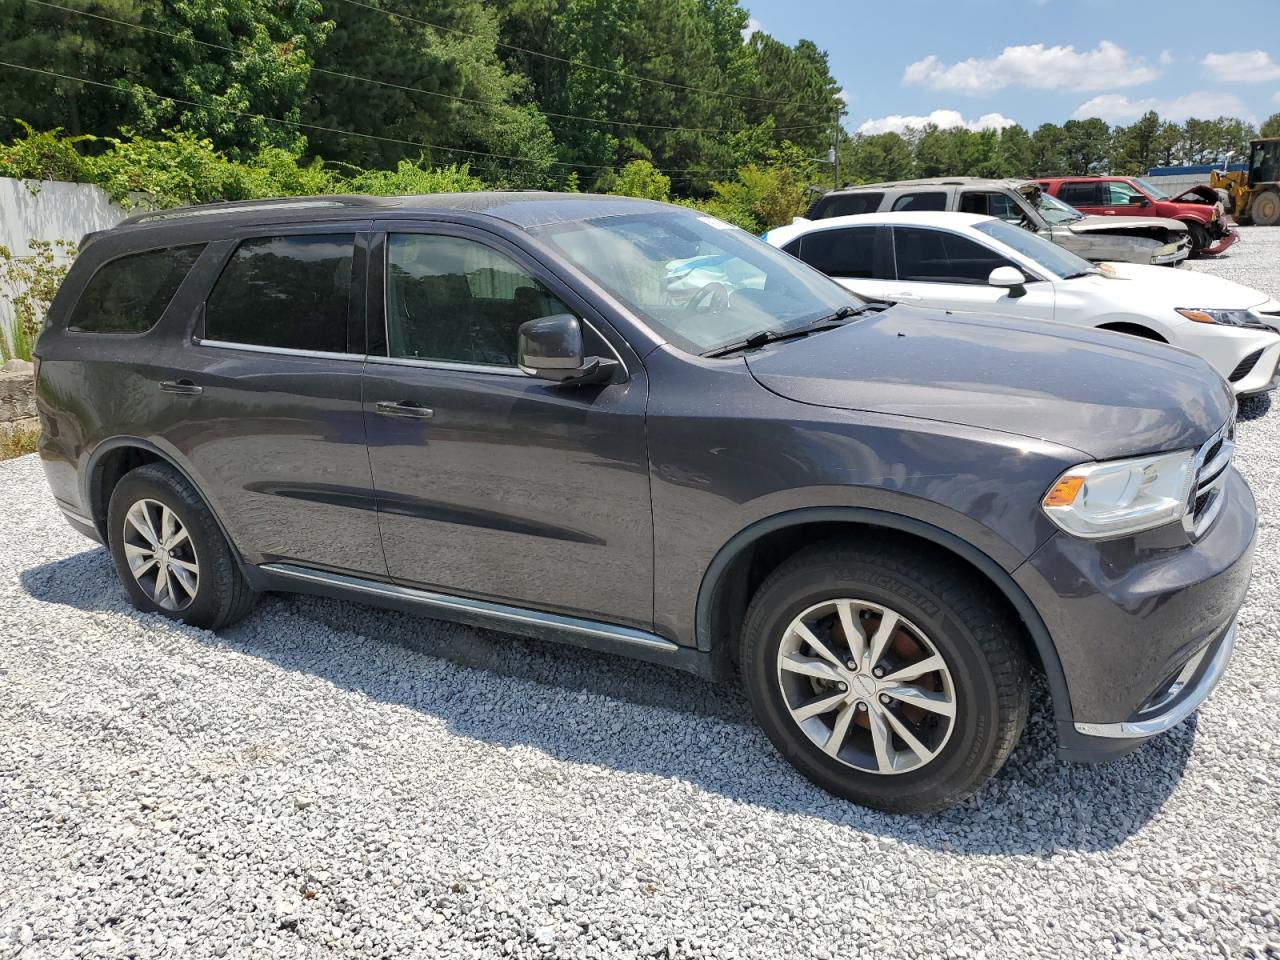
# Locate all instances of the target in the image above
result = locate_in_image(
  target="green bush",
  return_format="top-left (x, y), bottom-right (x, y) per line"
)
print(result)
top-left (0, 121), bottom-right (91, 184)
top-left (606, 160), bottom-right (672, 202)
top-left (0, 239), bottom-right (76, 361)
top-left (345, 158), bottom-right (485, 196)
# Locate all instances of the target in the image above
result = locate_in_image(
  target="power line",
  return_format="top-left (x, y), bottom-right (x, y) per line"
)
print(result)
top-left (337, 0), bottom-right (830, 110)
top-left (22, 0), bottom-right (832, 136)
top-left (0, 59), bottom-right (746, 176)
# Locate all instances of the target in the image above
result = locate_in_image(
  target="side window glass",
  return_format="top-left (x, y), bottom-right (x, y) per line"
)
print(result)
top-left (890, 191), bottom-right (947, 212)
top-left (822, 192), bottom-right (884, 217)
top-left (893, 227), bottom-right (1014, 285)
top-left (1106, 182), bottom-right (1143, 205)
top-left (959, 192), bottom-right (1019, 220)
top-left (1058, 182), bottom-right (1100, 206)
top-left (795, 227), bottom-right (877, 278)
top-left (205, 234), bottom-right (354, 353)
top-left (386, 234), bottom-right (570, 366)
top-left (68, 245), bottom-right (205, 334)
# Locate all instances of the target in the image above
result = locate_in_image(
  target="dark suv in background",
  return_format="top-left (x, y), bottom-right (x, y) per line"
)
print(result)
top-left (35, 193), bottom-right (1254, 813)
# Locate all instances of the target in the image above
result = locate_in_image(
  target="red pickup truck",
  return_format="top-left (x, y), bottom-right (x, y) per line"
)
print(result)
top-left (1037, 176), bottom-right (1237, 257)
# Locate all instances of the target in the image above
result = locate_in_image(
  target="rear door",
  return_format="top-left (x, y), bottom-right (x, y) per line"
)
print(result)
top-left (886, 225), bottom-right (1056, 321)
top-left (785, 224), bottom-right (898, 301)
top-left (177, 223), bottom-right (386, 575)
top-left (361, 221), bottom-right (654, 629)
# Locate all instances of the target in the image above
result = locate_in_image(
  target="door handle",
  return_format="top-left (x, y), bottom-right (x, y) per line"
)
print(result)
top-left (159, 379), bottom-right (202, 396)
top-left (376, 400), bottom-right (434, 419)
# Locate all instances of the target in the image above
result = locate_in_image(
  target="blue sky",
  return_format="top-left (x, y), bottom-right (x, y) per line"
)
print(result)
top-left (741, 0), bottom-right (1280, 133)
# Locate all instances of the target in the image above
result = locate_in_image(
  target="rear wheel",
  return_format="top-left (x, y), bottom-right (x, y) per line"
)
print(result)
top-left (739, 543), bottom-right (1030, 813)
top-left (107, 463), bottom-right (257, 630)
top-left (1253, 191), bottom-right (1280, 227)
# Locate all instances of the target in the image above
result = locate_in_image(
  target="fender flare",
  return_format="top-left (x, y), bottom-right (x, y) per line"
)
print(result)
top-left (83, 436), bottom-right (243, 560)
top-left (693, 506), bottom-right (1073, 725)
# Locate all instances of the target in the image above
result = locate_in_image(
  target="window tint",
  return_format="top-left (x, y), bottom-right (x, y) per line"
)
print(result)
top-left (205, 234), bottom-right (354, 352)
top-left (890, 191), bottom-right (947, 212)
top-left (958, 191), bottom-right (1020, 219)
top-left (68, 245), bottom-right (204, 334)
top-left (386, 234), bottom-right (570, 366)
top-left (814, 192), bottom-right (883, 218)
top-left (1057, 182), bottom-right (1103, 206)
top-left (892, 227), bottom-right (1015, 284)
top-left (795, 227), bottom-right (878, 278)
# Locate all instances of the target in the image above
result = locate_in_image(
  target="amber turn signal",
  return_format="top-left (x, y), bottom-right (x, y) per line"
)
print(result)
top-left (1043, 475), bottom-right (1085, 508)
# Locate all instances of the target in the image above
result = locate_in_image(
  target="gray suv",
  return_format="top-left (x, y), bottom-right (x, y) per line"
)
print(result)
top-left (34, 193), bottom-right (1253, 813)
top-left (806, 178), bottom-right (1192, 265)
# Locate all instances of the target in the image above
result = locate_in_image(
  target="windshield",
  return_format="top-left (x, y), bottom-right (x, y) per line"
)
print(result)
top-left (1134, 178), bottom-right (1169, 200)
top-left (1032, 190), bottom-right (1084, 225)
top-left (529, 209), bottom-right (863, 354)
top-left (973, 219), bottom-right (1098, 279)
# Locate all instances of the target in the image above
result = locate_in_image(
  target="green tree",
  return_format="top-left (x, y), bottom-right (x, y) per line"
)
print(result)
top-left (1030, 123), bottom-right (1066, 176)
top-left (1110, 111), bottom-right (1161, 175)
top-left (606, 158), bottom-right (671, 200)
top-left (995, 124), bottom-right (1034, 178)
top-left (845, 132), bottom-right (914, 183)
top-left (1263, 113), bottom-right (1280, 139)
top-left (1059, 118), bottom-right (1110, 175)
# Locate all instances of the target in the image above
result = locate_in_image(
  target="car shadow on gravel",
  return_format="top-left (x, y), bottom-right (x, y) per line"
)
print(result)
top-left (1237, 393), bottom-right (1271, 421)
top-left (21, 548), bottom-right (1194, 855)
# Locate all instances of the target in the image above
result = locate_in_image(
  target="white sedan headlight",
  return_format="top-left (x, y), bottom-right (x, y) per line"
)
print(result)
top-left (1042, 451), bottom-right (1195, 539)
top-left (1176, 307), bottom-right (1268, 329)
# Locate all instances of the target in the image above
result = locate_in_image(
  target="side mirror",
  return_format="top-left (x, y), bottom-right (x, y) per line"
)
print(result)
top-left (988, 266), bottom-right (1027, 298)
top-left (518, 314), bottom-right (618, 385)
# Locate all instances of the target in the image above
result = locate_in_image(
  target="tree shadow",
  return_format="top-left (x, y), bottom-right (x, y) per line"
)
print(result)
top-left (18, 547), bottom-right (1195, 855)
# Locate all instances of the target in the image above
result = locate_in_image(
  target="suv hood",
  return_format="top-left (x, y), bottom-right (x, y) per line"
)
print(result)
top-left (744, 306), bottom-right (1233, 460)
top-left (1069, 215), bottom-right (1188, 235)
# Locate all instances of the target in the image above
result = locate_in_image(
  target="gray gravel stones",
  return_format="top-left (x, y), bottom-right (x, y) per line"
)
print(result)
top-left (3, 231), bottom-right (1280, 959)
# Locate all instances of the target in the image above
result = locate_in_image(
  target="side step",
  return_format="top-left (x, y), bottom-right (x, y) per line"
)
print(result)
top-left (256, 562), bottom-right (719, 680)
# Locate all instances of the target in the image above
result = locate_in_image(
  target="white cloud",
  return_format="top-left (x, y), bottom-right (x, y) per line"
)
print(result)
top-left (741, 17), bottom-right (764, 41)
top-left (1072, 91), bottom-right (1251, 123)
top-left (1159, 50), bottom-right (1174, 66)
top-left (1202, 50), bottom-right (1280, 84)
top-left (856, 110), bottom-right (1017, 136)
top-left (903, 41), bottom-right (1160, 94)
top-left (1274, 90), bottom-right (1280, 104)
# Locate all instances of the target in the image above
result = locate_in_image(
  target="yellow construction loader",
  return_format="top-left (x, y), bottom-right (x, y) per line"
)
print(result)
top-left (1211, 137), bottom-right (1280, 226)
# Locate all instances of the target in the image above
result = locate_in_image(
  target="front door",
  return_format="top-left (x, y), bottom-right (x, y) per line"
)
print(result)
top-left (361, 223), bottom-right (654, 630)
top-left (884, 225), bottom-right (1056, 322)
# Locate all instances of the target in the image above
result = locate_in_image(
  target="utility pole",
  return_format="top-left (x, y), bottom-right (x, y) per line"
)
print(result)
top-left (832, 107), bottom-right (840, 190)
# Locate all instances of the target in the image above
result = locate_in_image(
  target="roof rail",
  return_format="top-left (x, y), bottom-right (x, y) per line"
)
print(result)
top-left (118, 195), bottom-right (381, 227)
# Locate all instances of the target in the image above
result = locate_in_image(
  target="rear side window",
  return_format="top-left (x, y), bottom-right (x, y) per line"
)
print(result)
top-left (959, 191), bottom-right (1020, 219)
top-left (794, 227), bottom-right (878, 278)
top-left (813, 192), bottom-right (883, 218)
top-left (205, 234), bottom-right (355, 353)
top-left (1057, 182), bottom-right (1103, 206)
top-left (890, 192), bottom-right (947, 212)
top-left (67, 245), bottom-right (204, 334)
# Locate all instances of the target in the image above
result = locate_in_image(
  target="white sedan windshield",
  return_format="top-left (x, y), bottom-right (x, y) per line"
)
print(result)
top-left (530, 210), bottom-right (863, 354)
top-left (974, 219), bottom-right (1099, 279)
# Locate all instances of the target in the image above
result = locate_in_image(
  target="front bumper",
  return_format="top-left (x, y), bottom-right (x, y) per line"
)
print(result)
top-left (1013, 467), bottom-right (1255, 762)
top-left (1152, 237), bottom-right (1192, 265)
top-left (1202, 227), bottom-right (1239, 257)
top-left (1175, 325), bottom-right (1280, 396)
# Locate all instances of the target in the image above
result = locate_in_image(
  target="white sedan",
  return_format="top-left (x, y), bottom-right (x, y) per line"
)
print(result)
top-left (764, 211), bottom-right (1280, 396)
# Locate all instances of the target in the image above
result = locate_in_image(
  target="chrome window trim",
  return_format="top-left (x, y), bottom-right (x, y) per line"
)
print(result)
top-left (364, 354), bottom-right (526, 377)
top-left (194, 338), bottom-right (364, 362)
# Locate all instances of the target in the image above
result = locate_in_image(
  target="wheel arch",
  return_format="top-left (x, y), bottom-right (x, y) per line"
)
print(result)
top-left (84, 437), bottom-right (240, 558)
top-left (694, 507), bottom-right (1073, 725)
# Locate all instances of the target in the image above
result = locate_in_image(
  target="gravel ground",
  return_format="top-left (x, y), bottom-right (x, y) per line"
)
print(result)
top-left (3, 231), bottom-right (1280, 960)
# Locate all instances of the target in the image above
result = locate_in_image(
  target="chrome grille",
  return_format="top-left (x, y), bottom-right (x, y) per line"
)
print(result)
top-left (1184, 416), bottom-right (1235, 538)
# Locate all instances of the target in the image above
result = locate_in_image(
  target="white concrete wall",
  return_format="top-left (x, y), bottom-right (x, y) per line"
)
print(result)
top-left (0, 177), bottom-right (128, 340)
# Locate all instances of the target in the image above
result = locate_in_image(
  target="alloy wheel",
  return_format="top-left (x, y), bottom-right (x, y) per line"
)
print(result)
top-left (122, 498), bottom-right (199, 611)
top-left (775, 598), bottom-right (956, 775)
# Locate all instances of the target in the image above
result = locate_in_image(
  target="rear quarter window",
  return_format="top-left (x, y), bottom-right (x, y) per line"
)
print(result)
top-left (890, 192), bottom-right (947, 212)
top-left (812, 192), bottom-right (884, 218)
top-left (66, 245), bottom-right (205, 334)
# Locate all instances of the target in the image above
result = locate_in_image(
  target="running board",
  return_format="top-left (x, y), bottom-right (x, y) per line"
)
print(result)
top-left (257, 562), bottom-right (717, 679)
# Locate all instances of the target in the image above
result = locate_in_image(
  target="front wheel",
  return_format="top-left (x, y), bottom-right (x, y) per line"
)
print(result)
top-left (740, 543), bottom-right (1030, 813)
top-left (1187, 222), bottom-right (1212, 254)
top-left (1252, 191), bottom-right (1280, 227)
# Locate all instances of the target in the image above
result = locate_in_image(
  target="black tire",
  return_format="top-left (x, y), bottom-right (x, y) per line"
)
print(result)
top-left (1253, 190), bottom-right (1280, 227)
top-left (106, 462), bottom-right (258, 630)
top-left (739, 542), bottom-right (1030, 813)
top-left (1187, 221), bottom-right (1211, 254)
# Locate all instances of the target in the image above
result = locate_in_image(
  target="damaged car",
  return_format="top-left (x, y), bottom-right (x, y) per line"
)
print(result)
top-left (804, 178), bottom-right (1191, 266)
top-left (1037, 176), bottom-right (1237, 257)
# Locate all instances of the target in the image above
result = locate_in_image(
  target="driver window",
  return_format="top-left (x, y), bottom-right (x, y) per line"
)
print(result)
top-left (385, 234), bottom-right (569, 366)
top-left (1105, 182), bottom-right (1144, 205)
top-left (892, 227), bottom-right (1017, 284)
top-left (959, 192), bottom-right (1020, 220)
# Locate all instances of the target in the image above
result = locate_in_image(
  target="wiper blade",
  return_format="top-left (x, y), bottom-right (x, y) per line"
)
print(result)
top-left (702, 306), bottom-right (866, 358)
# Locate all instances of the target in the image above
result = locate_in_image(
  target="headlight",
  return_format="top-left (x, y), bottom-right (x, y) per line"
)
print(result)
top-left (1042, 451), bottom-right (1195, 539)
top-left (1176, 307), bottom-right (1267, 328)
